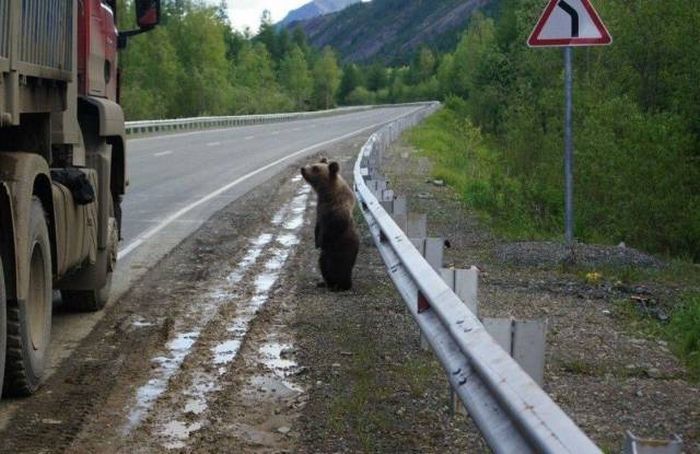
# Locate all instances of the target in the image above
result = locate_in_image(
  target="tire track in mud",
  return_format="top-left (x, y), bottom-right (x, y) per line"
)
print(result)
top-left (121, 177), bottom-right (312, 450)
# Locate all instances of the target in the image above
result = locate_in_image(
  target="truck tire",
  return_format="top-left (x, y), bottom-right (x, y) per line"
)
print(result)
top-left (61, 202), bottom-right (118, 312)
top-left (0, 257), bottom-right (6, 396)
top-left (3, 198), bottom-right (52, 396)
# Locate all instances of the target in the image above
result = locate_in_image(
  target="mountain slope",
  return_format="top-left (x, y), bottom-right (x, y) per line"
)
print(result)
top-left (286, 0), bottom-right (499, 64)
top-left (279, 0), bottom-right (363, 28)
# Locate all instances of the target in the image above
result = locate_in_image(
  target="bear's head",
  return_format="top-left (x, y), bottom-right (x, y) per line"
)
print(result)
top-left (301, 158), bottom-right (340, 191)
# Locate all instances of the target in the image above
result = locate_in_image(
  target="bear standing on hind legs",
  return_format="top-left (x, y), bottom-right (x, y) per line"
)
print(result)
top-left (301, 158), bottom-right (359, 291)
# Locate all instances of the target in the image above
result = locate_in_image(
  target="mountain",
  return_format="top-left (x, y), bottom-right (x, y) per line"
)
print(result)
top-left (279, 0), bottom-right (363, 28)
top-left (285, 0), bottom-right (499, 64)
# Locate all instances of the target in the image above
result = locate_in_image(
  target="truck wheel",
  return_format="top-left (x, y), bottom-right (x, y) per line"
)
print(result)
top-left (4, 198), bottom-right (52, 396)
top-left (61, 203), bottom-right (118, 312)
top-left (0, 257), bottom-right (6, 396)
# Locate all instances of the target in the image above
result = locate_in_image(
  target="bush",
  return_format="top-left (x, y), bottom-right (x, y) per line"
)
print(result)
top-left (666, 293), bottom-right (700, 380)
top-left (346, 87), bottom-right (377, 106)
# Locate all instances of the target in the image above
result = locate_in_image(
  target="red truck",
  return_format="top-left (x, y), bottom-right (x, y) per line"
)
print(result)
top-left (0, 0), bottom-right (160, 396)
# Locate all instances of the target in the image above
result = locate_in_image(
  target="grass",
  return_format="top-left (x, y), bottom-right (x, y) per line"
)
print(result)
top-left (324, 319), bottom-right (443, 452)
top-left (326, 324), bottom-right (394, 452)
top-left (407, 107), bottom-right (555, 241)
top-left (569, 259), bottom-right (699, 380)
top-left (665, 293), bottom-right (700, 380)
top-left (613, 292), bottom-right (700, 381)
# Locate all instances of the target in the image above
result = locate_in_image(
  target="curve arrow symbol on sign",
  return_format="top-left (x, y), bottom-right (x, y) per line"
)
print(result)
top-left (557, 1), bottom-right (579, 38)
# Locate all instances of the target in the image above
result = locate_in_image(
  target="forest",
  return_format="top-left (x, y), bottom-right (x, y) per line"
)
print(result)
top-left (117, 1), bottom-right (341, 119)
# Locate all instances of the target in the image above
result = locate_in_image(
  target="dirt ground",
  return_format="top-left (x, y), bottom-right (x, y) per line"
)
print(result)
top-left (0, 130), bottom-right (697, 453)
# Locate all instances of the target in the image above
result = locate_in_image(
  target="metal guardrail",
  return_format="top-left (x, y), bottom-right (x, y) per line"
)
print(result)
top-left (353, 102), bottom-right (602, 453)
top-left (124, 105), bottom-right (380, 136)
top-left (124, 103), bottom-right (437, 136)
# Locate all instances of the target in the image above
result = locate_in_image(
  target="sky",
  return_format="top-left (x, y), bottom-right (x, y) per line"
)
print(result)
top-left (222, 1), bottom-right (310, 33)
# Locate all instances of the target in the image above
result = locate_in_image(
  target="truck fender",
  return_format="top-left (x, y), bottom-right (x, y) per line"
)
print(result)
top-left (0, 152), bottom-right (56, 302)
top-left (79, 96), bottom-right (125, 137)
top-left (79, 97), bottom-right (127, 196)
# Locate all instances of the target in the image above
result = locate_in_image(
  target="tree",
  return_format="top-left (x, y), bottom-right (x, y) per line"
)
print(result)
top-left (120, 26), bottom-right (181, 119)
top-left (366, 63), bottom-right (388, 92)
top-left (280, 46), bottom-right (312, 110)
top-left (411, 46), bottom-right (436, 83)
top-left (168, 4), bottom-right (233, 116)
top-left (338, 64), bottom-right (363, 104)
top-left (291, 26), bottom-right (311, 58)
top-left (450, 12), bottom-right (497, 99)
top-left (256, 9), bottom-right (278, 58)
top-left (234, 42), bottom-right (276, 89)
top-left (276, 28), bottom-right (293, 62)
top-left (312, 47), bottom-right (341, 109)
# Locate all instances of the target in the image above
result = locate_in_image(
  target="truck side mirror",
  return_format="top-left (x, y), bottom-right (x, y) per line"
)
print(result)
top-left (135, 0), bottom-right (160, 29)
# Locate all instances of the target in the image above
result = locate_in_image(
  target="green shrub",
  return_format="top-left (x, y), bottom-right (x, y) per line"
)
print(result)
top-left (667, 294), bottom-right (700, 380)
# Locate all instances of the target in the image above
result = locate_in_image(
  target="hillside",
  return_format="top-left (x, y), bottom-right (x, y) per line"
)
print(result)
top-left (285, 0), bottom-right (499, 64)
top-left (279, 0), bottom-right (363, 28)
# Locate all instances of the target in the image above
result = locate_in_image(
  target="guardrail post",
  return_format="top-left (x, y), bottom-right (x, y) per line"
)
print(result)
top-left (440, 267), bottom-right (479, 317)
top-left (482, 318), bottom-right (547, 386)
top-left (623, 432), bottom-right (682, 454)
top-left (440, 266), bottom-right (479, 417)
top-left (379, 194), bottom-right (406, 215)
top-left (410, 238), bottom-right (444, 272)
top-left (411, 237), bottom-right (444, 352)
top-left (390, 213), bottom-right (427, 239)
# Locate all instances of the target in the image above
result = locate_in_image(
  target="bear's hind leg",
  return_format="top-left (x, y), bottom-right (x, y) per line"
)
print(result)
top-left (319, 252), bottom-right (336, 289)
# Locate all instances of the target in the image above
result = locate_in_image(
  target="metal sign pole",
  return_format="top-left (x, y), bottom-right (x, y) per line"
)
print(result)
top-left (563, 46), bottom-right (574, 248)
top-left (529, 0), bottom-right (611, 262)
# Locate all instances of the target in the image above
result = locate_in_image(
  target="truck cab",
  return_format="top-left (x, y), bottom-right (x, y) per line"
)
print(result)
top-left (0, 0), bottom-right (160, 396)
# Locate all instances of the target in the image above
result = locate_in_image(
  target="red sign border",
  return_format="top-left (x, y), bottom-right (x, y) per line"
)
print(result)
top-left (528, 0), bottom-right (612, 47)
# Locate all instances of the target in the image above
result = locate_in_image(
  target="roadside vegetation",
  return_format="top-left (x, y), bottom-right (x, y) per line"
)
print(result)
top-left (117, 1), bottom-right (342, 119)
top-left (612, 291), bottom-right (700, 381)
top-left (401, 0), bottom-right (699, 263)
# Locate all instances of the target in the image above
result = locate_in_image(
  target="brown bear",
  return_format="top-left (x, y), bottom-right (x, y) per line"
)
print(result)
top-left (301, 157), bottom-right (359, 291)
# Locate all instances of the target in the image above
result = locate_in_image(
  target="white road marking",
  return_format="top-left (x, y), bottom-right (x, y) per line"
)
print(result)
top-left (154, 150), bottom-right (173, 157)
top-left (244, 136), bottom-right (255, 140)
top-left (206, 142), bottom-right (221, 147)
top-left (117, 107), bottom-right (422, 260)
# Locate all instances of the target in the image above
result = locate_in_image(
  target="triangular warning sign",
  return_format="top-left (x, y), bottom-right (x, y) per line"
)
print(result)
top-left (528, 0), bottom-right (612, 47)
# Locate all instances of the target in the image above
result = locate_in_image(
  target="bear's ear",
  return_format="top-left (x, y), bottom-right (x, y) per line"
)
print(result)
top-left (329, 161), bottom-right (340, 175)
top-left (319, 157), bottom-right (329, 164)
